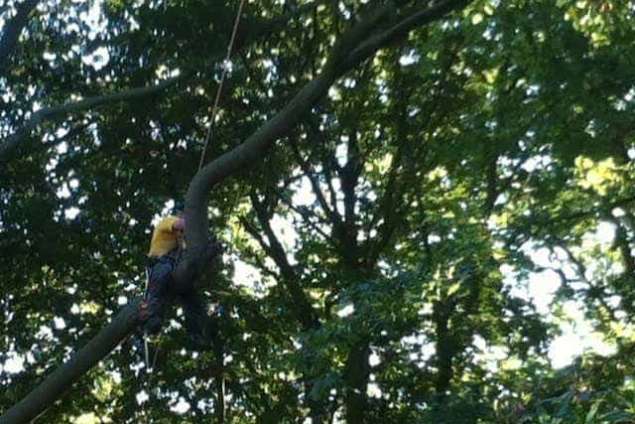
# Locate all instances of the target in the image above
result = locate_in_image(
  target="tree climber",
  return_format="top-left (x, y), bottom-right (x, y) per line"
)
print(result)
top-left (138, 212), bottom-right (222, 350)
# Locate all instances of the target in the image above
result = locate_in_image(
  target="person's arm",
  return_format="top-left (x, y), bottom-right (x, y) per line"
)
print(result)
top-left (172, 217), bottom-right (185, 232)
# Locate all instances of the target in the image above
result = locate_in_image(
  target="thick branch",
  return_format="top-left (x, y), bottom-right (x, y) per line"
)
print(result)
top-left (344, 0), bottom-right (471, 69)
top-left (0, 300), bottom-right (142, 424)
top-left (0, 1), bottom-right (324, 161)
top-left (336, 131), bottom-right (362, 264)
top-left (0, 76), bottom-right (183, 161)
top-left (290, 137), bottom-right (342, 228)
top-left (183, 0), bottom-right (471, 281)
top-left (340, 130), bottom-right (361, 228)
top-left (250, 194), bottom-right (319, 329)
top-left (343, 341), bottom-right (371, 423)
top-left (0, 0), bottom-right (40, 74)
top-left (183, 1), bottom-right (420, 247)
top-left (433, 302), bottom-right (456, 400)
top-left (184, 58), bottom-right (347, 251)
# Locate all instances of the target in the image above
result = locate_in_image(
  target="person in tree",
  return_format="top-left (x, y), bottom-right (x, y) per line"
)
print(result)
top-left (139, 212), bottom-right (221, 349)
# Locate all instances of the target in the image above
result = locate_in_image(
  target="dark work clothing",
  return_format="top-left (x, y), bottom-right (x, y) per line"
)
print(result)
top-left (142, 250), bottom-right (214, 349)
top-left (143, 254), bottom-right (176, 335)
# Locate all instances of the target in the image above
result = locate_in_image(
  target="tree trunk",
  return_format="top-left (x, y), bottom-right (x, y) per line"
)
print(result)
top-left (0, 0), bottom-right (40, 73)
top-left (344, 341), bottom-right (370, 423)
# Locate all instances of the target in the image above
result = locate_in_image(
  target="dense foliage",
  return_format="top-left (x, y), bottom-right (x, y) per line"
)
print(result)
top-left (1, 0), bottom-right (635, 422)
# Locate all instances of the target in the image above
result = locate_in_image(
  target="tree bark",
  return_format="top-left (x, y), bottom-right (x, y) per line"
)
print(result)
top-left (343, 342), bottom-right (371, 424)
top-left (433, 302), bottom-right (455, 400)
top-left (0, 300), bottom-right (142, 424)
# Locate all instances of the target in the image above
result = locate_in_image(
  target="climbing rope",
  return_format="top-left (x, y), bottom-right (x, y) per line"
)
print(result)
top-left (142, 267), bottom-right (161, 374)
top-left (198, 0), bottom-right (247, 171)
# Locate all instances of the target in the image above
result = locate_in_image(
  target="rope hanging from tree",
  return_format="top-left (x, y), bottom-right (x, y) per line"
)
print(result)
top-left (198, 0), bottom-right (247, 171)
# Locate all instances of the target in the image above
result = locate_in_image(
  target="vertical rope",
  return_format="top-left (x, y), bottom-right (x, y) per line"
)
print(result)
top-left (198, 0), bottom-right (247, 171)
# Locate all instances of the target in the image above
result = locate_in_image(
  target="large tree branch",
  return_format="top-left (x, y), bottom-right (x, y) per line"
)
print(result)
top-left (336, 130), bottom-right (362, 266)
top-left (0, 0), bottom-right (40, 74)
top-left (179, 8), bottom-right (478, 421)
top-left (340, 130), bottom-right (361, 228)
top-left (0, 300), bottom-right (142, 424)
top-left (0, 76), bottom-right (184, 162)
top-left (0, 1), bottom-right (325, 162)
top-left (182, 0), bottom-right (471, 279)
top-left (344, 0), bottom-right (471, 69)
top-left (184, 3), bottom-right (386, 259)
top-left (343, 341), bottom-right (371, 423)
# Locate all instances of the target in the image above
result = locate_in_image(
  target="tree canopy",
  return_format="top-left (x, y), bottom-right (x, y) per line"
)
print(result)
top-left (2, 0), bottom-right (635, 423)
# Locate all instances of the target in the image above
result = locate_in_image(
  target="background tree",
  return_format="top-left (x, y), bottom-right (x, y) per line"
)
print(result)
top-left (2, 0), bottom-right (635, 423)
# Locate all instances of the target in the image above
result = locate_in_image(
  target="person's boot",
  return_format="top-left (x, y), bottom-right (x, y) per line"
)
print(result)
top-left (139, 297), bottom-right (164, 335)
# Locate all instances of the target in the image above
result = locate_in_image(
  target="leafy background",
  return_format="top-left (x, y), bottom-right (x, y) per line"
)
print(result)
top-left (1, 0), bottom-right (635, 422)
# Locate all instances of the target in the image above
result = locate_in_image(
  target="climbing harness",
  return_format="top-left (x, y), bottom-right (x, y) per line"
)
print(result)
top-left (143, 268), bottom-right (150, 370)
top-left (198, 0), bottom-right (247, 171)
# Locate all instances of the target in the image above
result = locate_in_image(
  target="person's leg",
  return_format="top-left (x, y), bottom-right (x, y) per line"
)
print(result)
top-left (177, 290), bottom-right (216, 349)
top-left (142, 258), bottom-right (174, 334)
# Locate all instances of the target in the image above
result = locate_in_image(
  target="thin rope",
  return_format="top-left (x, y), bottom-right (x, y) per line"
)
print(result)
top-left (143, 269), bottom-right (151, 372)
top-left (198, 0), bottom-right (247, 171)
